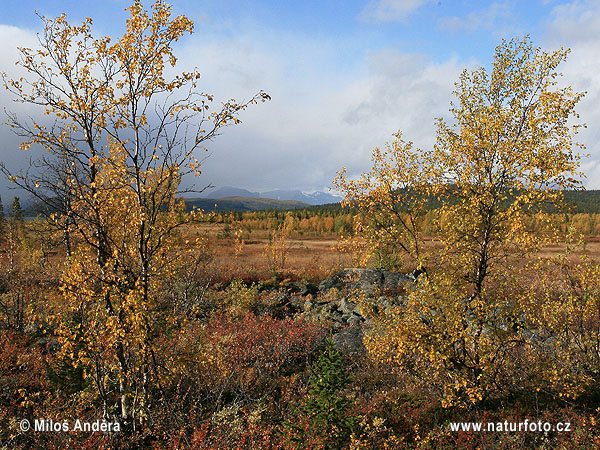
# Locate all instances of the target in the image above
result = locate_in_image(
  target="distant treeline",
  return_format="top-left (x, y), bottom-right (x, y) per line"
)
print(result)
top-left (308, 190), bottom-right (600, 214)
top-left (207, 206), bottom-right (355, 235)
top-left (22, 189), bottom-right (600, 217)
top-left (208, 193), bottom-right (600, 237)
top-left (184, 196), bottom-right (310, 212)
top-left (211, 209), bottom-right (600, 238)
top-left (563, 190), bottom-right (600, 213)
top-left (225, 189), bottom-right (600, 214)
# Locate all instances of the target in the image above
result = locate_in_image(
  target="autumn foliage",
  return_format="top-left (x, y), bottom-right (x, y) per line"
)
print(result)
top-left (1, 2), bottom-right (600, 449)
top-left (336, 35), bottom-right (589, 409)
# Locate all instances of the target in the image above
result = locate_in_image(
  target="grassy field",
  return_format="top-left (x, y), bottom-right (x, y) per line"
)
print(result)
top-left (3, 214), bottom-right (600, 449)
top-left (191, 220), bottom-right (600, 285)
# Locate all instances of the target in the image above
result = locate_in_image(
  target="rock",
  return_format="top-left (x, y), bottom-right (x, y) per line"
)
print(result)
top-left (286, 281), bottom-right (318, 297)
top-left (381, 271), bottom-right (412, 291)
top-left (311, 304), bottom-right (343, 323)
top-left (346, 268), bottom-right (385, 293)
top-left (329, 310), bottom-right (344, 323)
top-left (264, 293), bottom-right (298, 319)
top-left (303, 298), bottom-right (315, 311)
top-left (343, 313), bottom-right (364, 326)
top-left (288, 296), bottom-right (305, 311)
top-left (328, 302), bottom-right (340, 312)
top-left (333, 326), bottom-right (365, 354)
top-left (377, 296), bottom-right (392, 307)
top-left (295, 269), bottom-right (417, 350)
top-left (338, 298), bottom-right (359, 316)
top-left (318, 274), bottom-right (346, 292)
top-left (319, 268), bottom-right (412, 294)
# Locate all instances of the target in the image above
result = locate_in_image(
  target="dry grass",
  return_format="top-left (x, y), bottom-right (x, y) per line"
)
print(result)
top-left (186, 224), bottom-right (352, 284)
top-left (12, 221), bottom-right (598, 286)
top-left (184, 222), bottom-right (600, 285)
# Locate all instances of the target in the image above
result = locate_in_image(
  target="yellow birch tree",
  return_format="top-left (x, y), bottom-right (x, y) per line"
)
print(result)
top-left (2, 0), bottom-right (268, 429)
top-left (333, 133), bottom-right (432, 270)
top-left (352, 36), bottom-right (586, 405)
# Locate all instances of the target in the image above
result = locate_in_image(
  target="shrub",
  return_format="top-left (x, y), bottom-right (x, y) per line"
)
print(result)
top-left (285, 337), bottom-right (356, 450)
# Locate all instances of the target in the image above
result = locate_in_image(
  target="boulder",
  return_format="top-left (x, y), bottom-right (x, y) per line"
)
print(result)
top-left (263, 293), bottom-right (298, 319)
top-left (338, 298), bottom-right (359, 315)
top-left (285, 281), bottom-right (319, 297)
top-left (382, 271), bottom-right (413, 291)
top-left (319, 268), bottom-right (412, 294)
top-left (301, 298), bottom-right (314, 311)
top-left (333, 326), bottom-right (365, 354)
top-left (342, 312), bottom-right (364, 326)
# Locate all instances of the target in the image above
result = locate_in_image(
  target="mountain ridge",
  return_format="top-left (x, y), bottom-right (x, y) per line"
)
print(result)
top-left (184, 196), bottom-right (311, 212)
top-left (200, 186), bottom-right (343, 206)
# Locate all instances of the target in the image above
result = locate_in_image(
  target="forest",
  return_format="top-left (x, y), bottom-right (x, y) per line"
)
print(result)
top-left (2, 1), bottom-right (600, 449)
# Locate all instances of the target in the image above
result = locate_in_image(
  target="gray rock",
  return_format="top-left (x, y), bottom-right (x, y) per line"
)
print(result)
top-left (303, 298), bottom-right (315, 311)
top-left (333, 326), bottom-right (365, 354)
top-left (286, 281), bottom-right (318, 297)
top-left (319, 268), bottom-right (412, 294)
top-left (265, 293), bottom-right (298, 319)
top-left (288, 296), bottom-right (305, 311)
top-left (382, 271), bottom-right (413, 291)
top-left (318, 274), bottom-right (346, 292)
top-left (377, 296), bottom-right (392, 308)
top-left (329, 310), bottom-right (344, 322)
top-left (338, 298), bottom-right (359, 315)
top-left (328, 302), bottom-right (340, 312)
top-left (344, 313), bottom-right (364, 326)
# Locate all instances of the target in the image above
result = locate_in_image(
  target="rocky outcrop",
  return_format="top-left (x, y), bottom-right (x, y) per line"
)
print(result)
top-left (318, 268), bottom-right (412, 294)
top-left (260, 268), bottom-right (414, 354)
top-left (285, 281), bottom-right (319, 297)
top-left (333, 326), bottom-right (364, 354)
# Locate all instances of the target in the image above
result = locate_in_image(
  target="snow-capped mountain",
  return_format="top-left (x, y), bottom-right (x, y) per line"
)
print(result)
top-left (201, 186), bottom-right (342, 205)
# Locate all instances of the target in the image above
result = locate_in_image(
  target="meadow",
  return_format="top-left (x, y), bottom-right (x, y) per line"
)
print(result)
top-left (2, 2), bottom-right (600, 448)
top-left (3, 207), bottom-right (600, 448)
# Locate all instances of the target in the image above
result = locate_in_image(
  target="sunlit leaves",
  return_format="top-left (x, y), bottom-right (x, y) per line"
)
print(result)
top-left (350, 36), bottom-right (585, 407)
top-left (333, 133), bottom-right (432, 270)
top-left (2, 0), bottom-right (269, 428)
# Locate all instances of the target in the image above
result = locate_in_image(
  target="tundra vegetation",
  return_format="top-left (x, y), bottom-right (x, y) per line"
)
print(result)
top-left (1, 2), bottom-right (600, 449)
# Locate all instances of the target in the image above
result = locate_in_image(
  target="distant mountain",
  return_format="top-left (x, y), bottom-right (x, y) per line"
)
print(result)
top-left (261, 189), bottom-right (343, 205)
top-left (185, 196), bottom-right (310, 212)
top-left (201, 186), bottom-right (343, 206)
top-left (202, 186), bottom-right (260, 199)
top-left (14, 189), bottom-right (600, 216)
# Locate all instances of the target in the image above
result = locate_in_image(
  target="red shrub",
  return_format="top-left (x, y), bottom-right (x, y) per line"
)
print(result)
top-left (199, 312), bottom-right (324, 404)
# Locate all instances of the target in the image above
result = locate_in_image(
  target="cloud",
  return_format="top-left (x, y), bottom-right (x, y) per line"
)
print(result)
top-left (542, 0), bottom-right (600, 188)
top-left (437, 1), bottom-right (519, 36)
top-left (171, 31), bottom-right (467, 191)
top-left (0, 25), bottom-right (47, 196)
top-left (544, 0), bottom-right (600, 45)
top-left (0, 19), bottom-right (476, 195)
top-left (359, 0), bottom-right (434, 23)
top-left (3, 0), bottom-right (598, 197)
top-left (342, 50), bottom-right (465, 146)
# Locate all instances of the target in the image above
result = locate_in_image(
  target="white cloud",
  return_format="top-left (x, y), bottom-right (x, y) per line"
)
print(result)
top-left (3, 0), bottom-right (598, 197)
top-left (544, 0), bottom-right (600, 45)
top-left (542, 0), bottom-right (600, 188)
top-left (359, 0), bottom-right (434, 23)
top-left (172, 27), bottom-right (474, 191)
top-left (342, 50), bottom-right (464, 147)
top-left (437, 1), bottom-right (519, 36)
top-left (0, 20), bottom-right (475, 195)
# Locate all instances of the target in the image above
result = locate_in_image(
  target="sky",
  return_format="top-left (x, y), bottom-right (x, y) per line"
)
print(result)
top-left (0, 0), bottom-right (599, 199)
